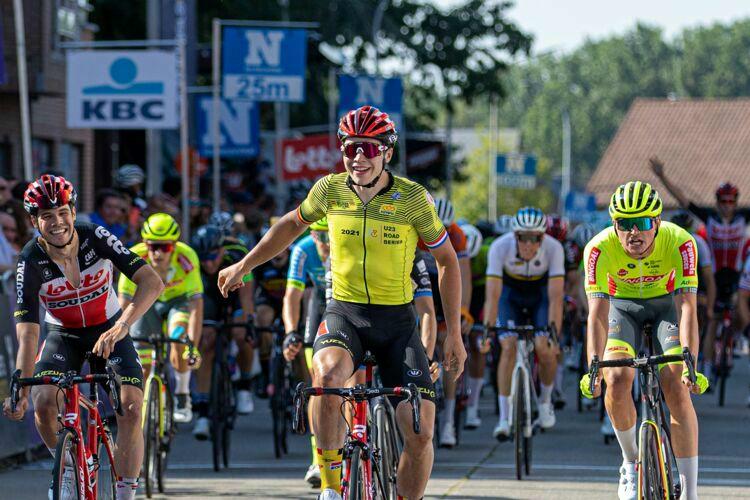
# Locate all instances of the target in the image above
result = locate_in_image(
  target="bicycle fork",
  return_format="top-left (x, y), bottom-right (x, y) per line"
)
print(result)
top-left (509, 342), bottom-right (535, 438)
top-left (141, 374), bottom-right (166, 439)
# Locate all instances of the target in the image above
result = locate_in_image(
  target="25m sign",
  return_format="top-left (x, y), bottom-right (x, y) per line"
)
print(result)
top-left (222, 27), bottom-right (307, 103)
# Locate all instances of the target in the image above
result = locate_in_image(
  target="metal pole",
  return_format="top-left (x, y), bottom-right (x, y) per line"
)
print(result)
top-left (177, 0), bottom-right (190, 237)
top-left (145, 0), bottom-right (161, 197)
top-left (328, 67), bottom-right (337, 159)
top-left (276, 0), bottom-right (290, 212)
top-left (561, 109), bottom-right (571, 215)
top-left (445, 98), bottom-right (453, 199)
top-left (13, 0), bottom-right (32, 180)
top-left (212, 19), bottom-right (221, 213)
top-left (489, 96), bottom-right (497, 222)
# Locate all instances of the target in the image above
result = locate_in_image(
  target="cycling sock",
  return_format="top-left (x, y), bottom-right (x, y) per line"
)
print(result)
top-left (676, 456), bottom-right (698, 500)
top-left (310, 435), bottom-right (318, 466)
top-left (540, 383), bottom-right (554, 405)
top-left (498, 395), bottom-right (509, 422)
top-left (175, 371), bottom-right (190, 395)
top-left (442, 398), bottom-right (456, 426)
top-left (317, 448), bottom-right (343, 493)
top-left (115, 476), bottom-right (138, 500)
top-left (614, 424), bottom-right (638, 462)
top-left (554, 365), bottom-right (564, 391)
top-left (467, 377), bottom-right (483, 408)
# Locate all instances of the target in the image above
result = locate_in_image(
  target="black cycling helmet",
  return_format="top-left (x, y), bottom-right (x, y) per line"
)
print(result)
top-left (191, 225), bottom-right (225, 260)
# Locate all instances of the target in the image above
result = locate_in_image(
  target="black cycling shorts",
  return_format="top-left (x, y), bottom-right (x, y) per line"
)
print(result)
top-left (34, 325), bottom-right (144, 389)
top-left (303, 291), bottom-right (325, 346)
top-left (313, 299), bottom-right (435, 402)
top-left (714, 268), bottom-right (739, 306)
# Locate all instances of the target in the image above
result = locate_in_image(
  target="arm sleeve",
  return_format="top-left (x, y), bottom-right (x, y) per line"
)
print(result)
top-left (286, 245), bottom-right (308, 291)
top-left (583, 243), bottom-right (610, 295)
top-left (14, 257), bottom-right (40, 324)
top-left (486, 238), bottom-right (506, 279)
top-left (412, 256), bottom-right (433, 298)
top-left (411, 186), bottom-right (448, 249)
top-left (548, 238), bottom-right (565, 278)
top-left (117, 270), bottom-right (136, 300)
top-left (297, 175), bottom-right (331, 224)
top-left (89, 225), bottom-right (147, 280)
top-left (672, 234), bottom-right (699, 292)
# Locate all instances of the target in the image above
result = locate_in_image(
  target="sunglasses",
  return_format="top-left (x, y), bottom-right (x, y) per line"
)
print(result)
top-left (199, 251), bottom-right (220, 262)
top-left (516, 233), bottom-right (543, 243)
top-left (313, 231), bottom-right (329, 243)
top-left (615, 217), bottom-right (655, 232)
top-left (718, 198), bottom-right (737, 205)
top-left (341, 142), bottom-right (387, 159)
top-left (147, 242), bottom-right (175, 253)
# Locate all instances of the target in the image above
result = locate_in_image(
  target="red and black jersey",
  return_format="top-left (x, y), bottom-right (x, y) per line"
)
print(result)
top-left (563, 239), bottom-right (583, 273)
top-left (15, 222), bottom-right (147, 332)
top-left (688, 203), bottom-right (750, 272)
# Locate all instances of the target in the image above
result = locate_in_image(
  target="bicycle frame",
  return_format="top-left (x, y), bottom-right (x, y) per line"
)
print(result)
top-left (342, 362), bottom-right (375, 500)
top-left (508, 335), bottom-right (538, 439)
top-left (141, 347), bottom-right (168, 436)
top-left (636, 365), bottom-right (673, 499)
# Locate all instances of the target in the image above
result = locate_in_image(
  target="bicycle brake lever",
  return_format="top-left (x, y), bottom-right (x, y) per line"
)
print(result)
top-left (682, 347), bottom-right (697, 384)
top-left (407, 383), bottom-right (421, 435)
top-left (292, 382), bottom-right (307, 435)
top-left (10, 369), bottom-right (21, 413)
top-left (588, 355), bottom-right (599, 396)
top-left (105, 363), bottom-right (124, 416)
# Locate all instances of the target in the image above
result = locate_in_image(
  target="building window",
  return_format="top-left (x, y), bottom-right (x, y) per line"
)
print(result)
top-left (32, 138), bottom-right (54, 176)
top-left (59, 142), bottom-right (82, 187)
top-left (55, 0), bottom-right (93, 45)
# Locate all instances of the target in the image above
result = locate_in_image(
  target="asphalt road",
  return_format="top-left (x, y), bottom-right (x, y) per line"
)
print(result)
top-left (2, 355), bottom-right (749, 499)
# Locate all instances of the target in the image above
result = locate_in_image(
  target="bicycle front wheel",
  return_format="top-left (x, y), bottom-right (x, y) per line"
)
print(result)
top-left (143, 377), bottom-right (160, 497)
top-left (638, 423), bottom-right (668, 500)
top-left (347, 449), bottom-right (370, 500)
top-left (52, 427), bottom-right (81, 500)
top-left (97, 430), bottom-right (117, 500)
top-left (210, 361), bottom-right (226, 472)
top-left (513, 375), bottom-right (525, 480)
top-left (159, 380), bottom-right (174, 493)
top-left (374, 402), bottom-right (398, 499)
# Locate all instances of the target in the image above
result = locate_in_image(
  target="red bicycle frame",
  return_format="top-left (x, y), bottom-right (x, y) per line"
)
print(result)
top-left (341, 363), bottom-right (375, 500)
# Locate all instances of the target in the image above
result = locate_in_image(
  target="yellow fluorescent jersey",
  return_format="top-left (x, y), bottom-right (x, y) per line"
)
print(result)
top-left (297, 172), bottom-right (447, 305)
top-left (583, 221), bottom-right (699, 299)
top-left (118, 241), bottom-right (203, 302)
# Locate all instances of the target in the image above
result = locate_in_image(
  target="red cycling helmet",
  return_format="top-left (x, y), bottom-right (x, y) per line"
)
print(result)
top-left (716, 182), bottom-right (739, 201)
top-left (338, 105), bottom-right (398, 146)
top-left (545, 214), bottom-right (568, 242)
top-left (24, 174), bottom-right (78, 216)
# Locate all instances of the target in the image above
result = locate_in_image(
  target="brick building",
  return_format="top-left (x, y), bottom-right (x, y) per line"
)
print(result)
top-left (0, 0), bottom-right (95, 211)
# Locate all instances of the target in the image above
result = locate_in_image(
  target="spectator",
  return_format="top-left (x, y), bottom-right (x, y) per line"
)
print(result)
top-left (78, 188), bottom-right (128, 239)
top-left (0, 211), bottom-right (21, 253)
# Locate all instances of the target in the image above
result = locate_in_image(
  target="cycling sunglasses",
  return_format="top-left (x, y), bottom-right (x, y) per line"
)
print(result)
top-left (313, 231), bottom-right (330, 243)
top-left (341, 142), bottom-right (387, 159)
top-left (199, 251), bottom-right (220, 262)
top-left (146, 242), bottom-right (175, 253)
top-left (516, 233), bottom-right (543, 243)
top-left (615, 217), bottom-right (655, 232)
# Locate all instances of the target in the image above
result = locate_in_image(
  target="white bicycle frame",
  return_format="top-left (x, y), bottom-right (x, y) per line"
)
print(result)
top-left (508, 334), bottom-right (539, 438)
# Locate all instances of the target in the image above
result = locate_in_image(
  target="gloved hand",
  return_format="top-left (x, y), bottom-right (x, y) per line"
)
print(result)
top-left (579, 373), bottom-right (601, 399)
top-left (682, 367), bottom-right (709, 394)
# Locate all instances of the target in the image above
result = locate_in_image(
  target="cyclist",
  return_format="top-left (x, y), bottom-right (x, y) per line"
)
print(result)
top-left (218, 105), bottom-right (465, 500)
top-left (546, 214), bottom-right (571, 408)
top-left (418, 197), bottom-right (472, 447)
top-left (118, 213), bottom-right (204, 423)
top-left (3, 175), bottom-right (164, 500)
top-left (580, 181), bottom-right (708, 500)
top-left (670, 211), bottom-right (717, 372)
top-left (484, 207), bottom-right (564, 440)
top-left (191, 224), bottom-right (256, 440)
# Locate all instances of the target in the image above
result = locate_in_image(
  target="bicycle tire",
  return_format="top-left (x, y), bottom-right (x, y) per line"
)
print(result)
top-left (513, 374), bottom-right (525, 480)
top-left (210, 358), bottom-right (225, 472)
top-left (524, 427), bottom-right (532, 476)
top-left (222, 370), bottom-right (233, 468)
top-left (159, 379), bottom-right (174, 493)
top-left (143, 377), bottom-right (160, 497)
top-left (659, 422), bottom-right (680, 500)
top-left (348, 448), bottom-right (369, 500)
top-left (638, 423), bottom-right (667, 500)
top-left (52, 427), bottom-right (81, 500)
top-left (270, 353), bottom-right (286, 458)
top-left (97, 430), bottom-right (117, 500)
top-left (374, 403), bottom-right (398, 499)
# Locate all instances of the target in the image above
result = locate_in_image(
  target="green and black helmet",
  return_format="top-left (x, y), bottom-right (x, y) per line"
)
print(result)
top-left (608, 181), bottom-right (662, 219)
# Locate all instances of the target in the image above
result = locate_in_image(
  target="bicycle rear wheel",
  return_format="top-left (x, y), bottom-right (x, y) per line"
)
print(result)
top-left (159, 381), bottom-right (174, 493)
top-left (143, 378), bottom-right (160, 497)
top-left (513, 375), bottom-right (525, 480)
top-left (222, 370), bottom-right (234, 468)
top-left (348, 449), bottom-right (369, 500)
top-left (52, 427), bottom-right (81, 500)
top-left (210, 360), bottom-right (226, 472)
top-left (97, 430), bottom-right (117, 500)
top-left (270, 354), bottom-right (287, 458)
top-left (638, 423), bottom-right (668, 500)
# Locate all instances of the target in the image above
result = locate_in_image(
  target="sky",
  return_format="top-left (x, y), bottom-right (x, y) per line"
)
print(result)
top-left (435, 0), bottom-right (750, 54)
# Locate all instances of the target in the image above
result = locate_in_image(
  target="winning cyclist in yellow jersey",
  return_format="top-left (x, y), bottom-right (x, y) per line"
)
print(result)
top-left (118, 213), bottom-right (204, 423)
top-left (219, 105), bottom-right (465, 500)
top-left (580, 182), bottom-right (707, 500)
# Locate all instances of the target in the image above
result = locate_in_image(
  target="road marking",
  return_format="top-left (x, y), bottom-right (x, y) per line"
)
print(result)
top-left (440, 443), bottom-right (499, 497)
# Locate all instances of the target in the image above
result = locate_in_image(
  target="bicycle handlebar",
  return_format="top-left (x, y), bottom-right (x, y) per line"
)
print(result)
top-left (483, 324), bottom-right (559, 346)
top-left (132, 334), bottom-right (199, 366)
top-left (291, 382), bottom-right (422, 435)
top-left (588, 347), bottom-right (696, 395)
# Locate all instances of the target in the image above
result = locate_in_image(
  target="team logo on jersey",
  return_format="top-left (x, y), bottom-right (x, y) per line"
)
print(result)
top-left (586, 248), bottom-right (601, 285)
top-left (627, 263), bottom-right (636, 269)
top-left (94, 226), bottom-right (130, 255)
top-left (42, 267), bottom-right (53, 280)
top-left (84, 249), bottom-right (96, 265)
top-left (110, 357), bottom-right (122, 364)
top-left (617, 268), bottom-right (627, 277)
top-left (53, 353), bottom-right (65, 362)
top-left (317, 320), bottom-right (329, 336)
top-left (379, 204), bottom-right (396, 215)
top-left (679, 241), bottom-right (696, 277)
top-left (425, 191), bottom-right (435, 206)
top-left (407, 369), bottom-right (422, 377)
top-left (370, 229), bottom-right (378, 237)
top-left (391, 191), bottom-right (401, 200)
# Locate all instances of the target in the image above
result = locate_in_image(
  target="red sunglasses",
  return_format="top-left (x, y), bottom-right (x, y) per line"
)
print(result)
top-left (147, 242), bottom-right (175, 253)
top-left (341, 142), bottom-right (387, 159)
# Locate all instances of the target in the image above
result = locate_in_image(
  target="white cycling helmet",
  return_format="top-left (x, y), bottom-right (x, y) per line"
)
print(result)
top-left (434, 198), bottom-right (455, 226)
top-left (459, 223), bottom-right (483, 259)
top-left (115, 164), bottom-right (145, 188)
top-left (511, 207), bottom-right (546, 233)
top-left (493, 214), bottom-right (514, 235)
top-left (571, 223), bottom-right (596, 249)
top-left (208, 211), bottom-right (235, 237)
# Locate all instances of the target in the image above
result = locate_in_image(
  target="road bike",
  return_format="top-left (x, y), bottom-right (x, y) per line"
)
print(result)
top-left (259, 321), bottom-right (293, 458)
top-left (486, 324), bottom-right (557, 480)
top-left (131, 333), bottom-right (195, 497)
top-left (587, 324), bottom-right (697, 500)
top-left (713, 302), bottom-right (734, 407)
top-left (10, 357), bottom-right (122, 500)
top-left (292, 353), bottom-right (422, 500)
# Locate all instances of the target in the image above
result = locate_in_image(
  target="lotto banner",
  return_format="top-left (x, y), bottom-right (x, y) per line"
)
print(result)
top-left (279, 134), bottom-right (343, 181)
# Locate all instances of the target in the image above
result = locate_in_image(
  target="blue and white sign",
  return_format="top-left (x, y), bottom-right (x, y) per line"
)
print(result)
top-left (67, 51), bottom-right (178, 129)
top-left (222, 27), bottom-right (307, 102)
top-left (565, 191), bottom-right (597, 213)
top-left (496, 154), bottom-right (537, 189)
top-left (338, 75), bottom-right (403, 132)
top-left (195, 95), bottom-right (259, 158)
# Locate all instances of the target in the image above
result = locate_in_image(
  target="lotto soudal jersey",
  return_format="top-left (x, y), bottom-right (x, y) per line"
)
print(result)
top-left (688, 203), bottom-right (750, 272)
top-left (15, 222), bottom-right (147, 330)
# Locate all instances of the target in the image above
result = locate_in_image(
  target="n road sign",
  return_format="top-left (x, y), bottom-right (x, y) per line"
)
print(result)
top-left (195, 96), bottom-right (259, 158)
top-left (67, 51), bottom-right (178, 129)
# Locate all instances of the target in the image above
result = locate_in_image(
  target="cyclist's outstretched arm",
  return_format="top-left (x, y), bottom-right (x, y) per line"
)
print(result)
top-left (219, 211), bottom-right (308, 297)
top-left (586, 296), bottom-right (609, 363)
top-left (431, 242), bottom-right (466, 377)
top-left (650, 157), bottom-right (690, 208)
top-left (414, 294), bottom-right (437, 359)
top-left (119, 265), bottom-right (164, 328)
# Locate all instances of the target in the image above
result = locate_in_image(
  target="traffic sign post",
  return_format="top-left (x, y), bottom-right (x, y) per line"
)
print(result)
top-left (195, 95), bottom-right (259, 158)
top-left (496, 153), bottom-right (537, 189)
